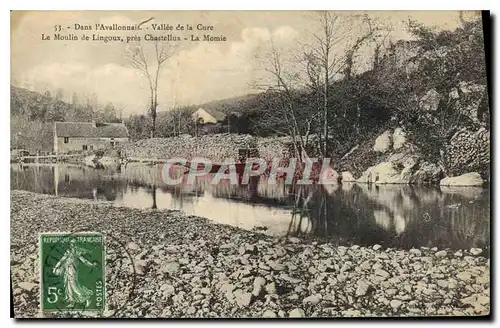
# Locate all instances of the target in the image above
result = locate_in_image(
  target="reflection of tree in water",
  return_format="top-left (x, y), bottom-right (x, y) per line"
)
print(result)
top-left (11, 164), bottom-right (55, 195)
top-left (286, 184), bottom-right (394, 246)
top-left (12, 163), bottom-right (490, 250)
top-left (129, 168), bottom-right (489, 250)
top-left (11, 164), bottom-right (127, 201)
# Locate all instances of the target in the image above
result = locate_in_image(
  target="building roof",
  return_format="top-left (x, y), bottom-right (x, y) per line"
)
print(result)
top-left (193, 107), bottom-right (227, 122)
top-left (54, 122), bottom-right (129, 138)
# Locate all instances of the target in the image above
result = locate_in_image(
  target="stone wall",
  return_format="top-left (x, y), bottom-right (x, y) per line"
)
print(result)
top-left (255, 137), bottom-right (290, 161)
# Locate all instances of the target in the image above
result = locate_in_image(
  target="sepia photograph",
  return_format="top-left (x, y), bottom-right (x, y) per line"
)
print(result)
top-left (10, 10), bottom-right (491, 319)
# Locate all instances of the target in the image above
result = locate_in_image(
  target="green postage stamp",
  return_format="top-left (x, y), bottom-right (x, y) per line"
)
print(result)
top-left (39, 232), bottom-right (106, 313)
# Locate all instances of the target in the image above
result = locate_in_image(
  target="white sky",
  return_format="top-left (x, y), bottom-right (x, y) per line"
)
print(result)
top-left (11, 11), bottom-right (479, 116)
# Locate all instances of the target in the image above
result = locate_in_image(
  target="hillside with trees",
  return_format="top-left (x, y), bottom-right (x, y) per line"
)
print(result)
top-left (124, 13), bottom-right (489, 179)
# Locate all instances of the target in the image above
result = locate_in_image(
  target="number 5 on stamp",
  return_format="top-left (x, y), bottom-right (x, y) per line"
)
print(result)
top-left (39, 232), bottom-right (106, 312)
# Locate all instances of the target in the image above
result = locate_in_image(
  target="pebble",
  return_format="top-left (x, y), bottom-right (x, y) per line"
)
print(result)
top-left (461, 294), bottom-right (489, 306)
top-left (470, 248), bottom-right (483, 256)
top-left (269, 262), bottom-right (286, 271)
top-left (160, 283), bottom-right (175, 297)
top-left (435, 250), bottom-right (447, 258)
top-left (360, 260), bottom-right (371, 271)
top-left (303, 294), bottom-right (321, 305)
top-left (457, 272), bottom-right (472, 281)
top-left (356, 279), bottom-right (371, 296)
top-left (18, 282), bottom-right (37, 292)
top-left (259, 263), bottom-right (271, 271)
top-left (234, 290), bottom-right (253, 308)
top-left (288, 237), bottom-right (301, 244)
top-left (252, 277), bottom-right (266, 296)
top-left (265, 282), bottom-right (277, 295)
top-left (409, 248), bottom-right (422, 256)
top-left (436, 280), bottom-right (448, 288)
top-left (262, 310), bottom-right (277, 318)
top-left (134, 260), bottom-right (147, 275)
top-left (390, 299), bottom-right (403, 309)
top-left (160, 261), bottom-right (180, 273)
top-left (373, 244), bottom-right (382, 251)
top-left (375, 269), bottom-right (391, 279)
top-left (337, 246), bottom-right (347, 256)
top-left (386, 289), bottom-right (398, 296)
top-left (127, 242), bottom-right (139, 250)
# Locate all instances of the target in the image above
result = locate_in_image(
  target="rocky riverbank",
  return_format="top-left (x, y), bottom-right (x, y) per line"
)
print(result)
top-left (11, 191), bottom-right (490, 318)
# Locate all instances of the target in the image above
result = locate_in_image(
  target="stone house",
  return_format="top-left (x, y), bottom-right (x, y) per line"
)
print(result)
top-left (54, 121), bottom-right (129, 154)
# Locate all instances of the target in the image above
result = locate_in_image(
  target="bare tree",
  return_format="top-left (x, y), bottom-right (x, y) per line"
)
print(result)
top-left (253, 38), bottom-right (317, 161)
top-left (125, 38), bottom-right (177, 138)
top-left (304, 12), bottom-right (349, 156)
top-left (254, 13), bottom-right (385, 159)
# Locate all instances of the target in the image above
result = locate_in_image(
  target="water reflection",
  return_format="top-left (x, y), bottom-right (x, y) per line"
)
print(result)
top-left (11, 163), bottom-right (490, 250)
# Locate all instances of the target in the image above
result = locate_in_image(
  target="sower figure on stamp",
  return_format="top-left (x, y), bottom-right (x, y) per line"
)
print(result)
top-left (53, 239), bottom-right (96, 307)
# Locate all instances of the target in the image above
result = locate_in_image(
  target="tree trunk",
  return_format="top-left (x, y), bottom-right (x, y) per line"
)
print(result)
top-left (356, 103), bottom-right (361, 136)
top-left (323, 70), bottom-right (329, 157)
top-left (150, 104), bottom-right (157, 138)
top-left (151, 185), bottom-right (157, 209)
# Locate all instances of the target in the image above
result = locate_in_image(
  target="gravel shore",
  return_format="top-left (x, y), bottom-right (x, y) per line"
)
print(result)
top-left (11, 191), bottom-right (490, 318)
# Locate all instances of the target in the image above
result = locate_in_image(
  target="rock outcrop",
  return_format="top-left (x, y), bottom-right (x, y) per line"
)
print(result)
top-left (445, 128), bottom-right (490, 178)
top-left (392, 128), bottom-right (407, 150)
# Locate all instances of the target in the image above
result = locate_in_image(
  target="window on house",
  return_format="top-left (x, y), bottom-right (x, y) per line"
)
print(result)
top-left (82, 145), bottom-right (88, 151)
top-left (64, 137), bottom-right (69, 144)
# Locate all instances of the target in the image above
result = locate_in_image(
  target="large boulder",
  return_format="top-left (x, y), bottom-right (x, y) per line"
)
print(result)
top-left (373, 130), bottom-right (393, 153)
top-left (440, 172), bottom-right (484, 186)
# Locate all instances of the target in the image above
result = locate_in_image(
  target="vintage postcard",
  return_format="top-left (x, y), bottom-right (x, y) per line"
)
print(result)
top-left (10, 10), bottom-right (490, 319)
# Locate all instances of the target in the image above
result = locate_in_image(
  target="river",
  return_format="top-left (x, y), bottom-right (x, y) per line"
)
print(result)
top-left (10, 163), bottom-right (490, 251)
